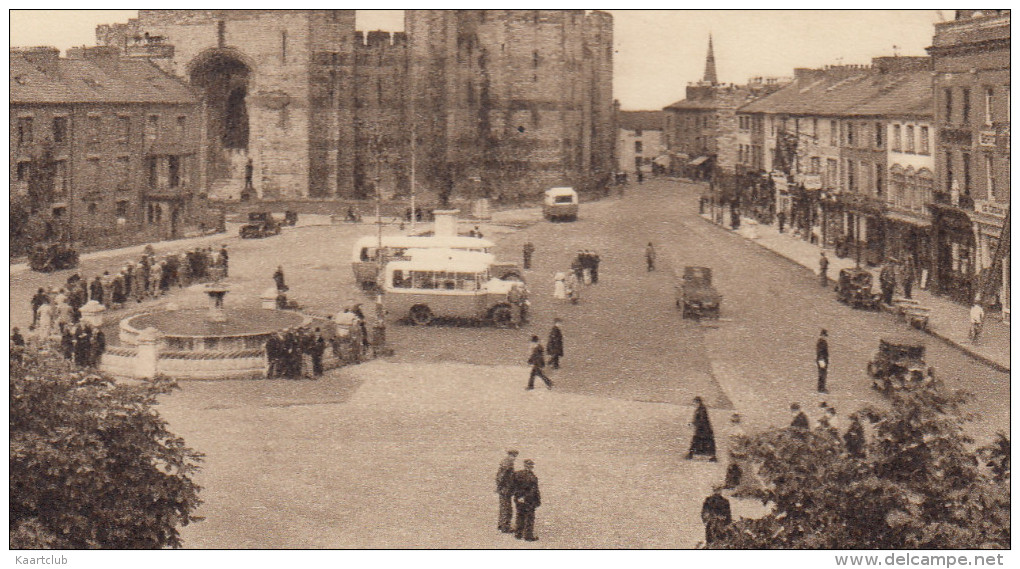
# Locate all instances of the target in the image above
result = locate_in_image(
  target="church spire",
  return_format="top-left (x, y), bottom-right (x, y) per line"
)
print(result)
top-left (703, 34), bottom-right (718, 85)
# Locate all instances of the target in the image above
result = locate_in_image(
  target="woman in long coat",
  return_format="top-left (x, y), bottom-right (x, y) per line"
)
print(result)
top-left (553, 272), bottom-right (567, 300)
top-left (687, 396), bottom-right (717, 461)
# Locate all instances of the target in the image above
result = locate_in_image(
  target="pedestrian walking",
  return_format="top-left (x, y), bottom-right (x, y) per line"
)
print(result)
top-left (73, 325), bottom-right (91, 367)
top-left (901, 260), bottom-right (914, 299)
top-left (265, 332), bottom-right (282, 378)
top-left (89, 275), bottom-right (104, 304)
top-left (564, 271), bottom-right (580, 304)
top-left (60, 325), bottom-right (74, 360)
top-left (546, 319), bottom-right (564, 369)
top-left (818, 251), bottom-right (829, 287)
top-left (526, 336), bottom-right (553, 390)
top-left (496, 449), bottom-right (518, 533)
top-left (879, 263), bottom-right (896, 305)
top-left (522, 242), bottom-right (535, 270)
top-left (571, 252), bottom-right (584, 282)
top-left (310, 328), bottom-right (326, 377)
top-left (777, 211), bottom-right (786, 233)
top-left (512, 459), bottom-right (542, 541)
top-left (816, 329), bottom-right (829, 393)
top-left (645, 242), bottom-right (656, 271)
top-left (701, 486), bottom-right (732, 545)
top-left (90, 328), bottom-right (106, 368)
top-left (686, 396), bottom-right (717, 461)
top-left (590, 250), bottom-right (601, 284)
top-left (843, 414), bottom-right (866, 458)
top-left (790, 403), bottom-right (810, 429)
top-left (581, 250), bottom-right (593, 285)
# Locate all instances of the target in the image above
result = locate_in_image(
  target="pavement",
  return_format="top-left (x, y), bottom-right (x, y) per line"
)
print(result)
top-left (699, 207), bottom-right (1010, 372)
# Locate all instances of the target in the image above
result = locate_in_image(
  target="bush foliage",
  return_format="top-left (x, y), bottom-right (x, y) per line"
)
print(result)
top-left (10, 346), bottom-right (203, 549)
top-left (711, 387), bottom-right (1009, 549)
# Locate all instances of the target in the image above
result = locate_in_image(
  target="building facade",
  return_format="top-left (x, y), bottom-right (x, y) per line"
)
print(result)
top-left (737, 58), bottom-right (933, 268)
top-left (616, 110), bottom-right (665, 175)
top-left (928, 9), bottom-right (1010, 315)
top-left (10, 46), bottom-right (210, 252)
top-left (95, 9), bottom-right (615, 202)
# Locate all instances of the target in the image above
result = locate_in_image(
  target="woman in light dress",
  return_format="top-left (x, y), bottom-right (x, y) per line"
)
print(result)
top-left (34, 299), bottom-right (54, 340)
top-left (553, 272), bottom-right (567, 300)
top-left (564, 271), bottom-right (580, 304)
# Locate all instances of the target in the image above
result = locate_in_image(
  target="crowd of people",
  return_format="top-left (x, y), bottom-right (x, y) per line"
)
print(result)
top-left (552, 249), bottom-right (602, 305)
top-left (27, 244), bottom-right (230, 342)
top-left (264, 327), bottom-right (327, 379)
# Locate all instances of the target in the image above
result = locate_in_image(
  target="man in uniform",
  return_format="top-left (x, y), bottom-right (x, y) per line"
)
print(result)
top-left (816, 329), bottom-right (829, 393)
top-left (496, 449), bottom-right (518, 533)
top-left (701, 486), bottom-right (732, 545)
top-left (512, 459), bottom-right (542, 541)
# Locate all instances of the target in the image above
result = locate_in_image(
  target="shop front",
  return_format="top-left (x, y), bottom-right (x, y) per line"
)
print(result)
top-left (883, 210), bottom-right (932, 291)
top-left (928, 204), bottom-right (976, 305)
top-left (839, 193), bottom-right (887, 266)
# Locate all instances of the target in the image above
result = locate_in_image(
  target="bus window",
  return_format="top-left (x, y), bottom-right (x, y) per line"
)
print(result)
top-left (392, 270), bottom-right (409, 288)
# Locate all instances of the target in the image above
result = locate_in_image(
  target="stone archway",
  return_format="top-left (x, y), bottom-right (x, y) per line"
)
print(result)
top-left (188, 49), bottom-right (254, 197)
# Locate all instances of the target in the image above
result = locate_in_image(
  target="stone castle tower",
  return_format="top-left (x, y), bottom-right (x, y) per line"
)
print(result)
top-left (96, 9), bottom-right (614, 201)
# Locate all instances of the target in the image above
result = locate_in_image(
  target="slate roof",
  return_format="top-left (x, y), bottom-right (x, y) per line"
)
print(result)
top-left (738, 69), bottom-right (932, 118)
top-left (10, 51), bottom-right (197, 105)
top-left (618, 110), bottom-right (665, 131)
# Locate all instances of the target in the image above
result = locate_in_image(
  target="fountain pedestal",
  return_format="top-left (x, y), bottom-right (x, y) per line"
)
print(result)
top-left (205, 285), bottom-right (229, 323)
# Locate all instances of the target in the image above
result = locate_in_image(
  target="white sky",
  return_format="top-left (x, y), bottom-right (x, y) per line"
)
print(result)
top-left (10, 9), bottom-right (942, 111)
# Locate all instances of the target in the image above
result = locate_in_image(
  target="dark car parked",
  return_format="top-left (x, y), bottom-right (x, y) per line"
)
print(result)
top-left (239, 212), bottom-right (282, 239)
top-left (675, 266), bottom-right (721, 319)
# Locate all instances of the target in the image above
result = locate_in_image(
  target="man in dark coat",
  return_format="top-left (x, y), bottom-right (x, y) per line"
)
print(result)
top-left (90, 275), bottom-right (104, 304)
top-left (777, 210), bottom-right (786, 233)
top-left (879, 264), bottom-right (896, 305)
top-left (686, 396), bottom-right (717, 461)
top-left (220, 245), bottom-right (230, 277)
top-left (571, 252), bottom-right (584, 282)
top-left (512, 459), bottom-right (542, 541)
top-left (31, 288), bottom-right (49, 328)
top-left (309, 328), bottom-right (326, 377)
top-left (496, 449), bottom-right (518, 533)
top-left (701, 486), bottom-right (732, 545)
top-left (590, 251), bottom-right (601, 284)
top-left (61, 326), bottom-right (75, 360)
top-left (818, 252), bottom-right (829, 287)
top-left (73, 325), bottom-right (91, 367)
top-left (816, 328), bottom-right (829, 393)
top-left (843, 414), bottom-right (866, 458)
top-left (265, 333), bottom-right (282, 378)
top-left (522, 242), bottom-right (535, 270)
top-left (790, 403), bottom-right (810, 429)
top-left (546, 319), bottom-right (564, 369)
top-left (90, 328), bottom-right (106, 368)
top-left (526, 336), bottom-right (553, 390)
top-left (901, 260), bottom-right (914, 299)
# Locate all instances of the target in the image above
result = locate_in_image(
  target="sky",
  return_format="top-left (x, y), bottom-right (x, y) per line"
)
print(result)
top-left (10, 9), bottom-right (942, 110)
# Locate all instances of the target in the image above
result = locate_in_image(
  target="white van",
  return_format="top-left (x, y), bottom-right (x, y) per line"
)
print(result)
top-left (382, 256), bottom-right (524, 327)
top-left (543, 187), bottom-right (579, 221)
top-left (351, 235), bottom-right (521, 288)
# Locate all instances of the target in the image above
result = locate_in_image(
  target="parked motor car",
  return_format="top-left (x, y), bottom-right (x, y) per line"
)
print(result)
top-left (835, 267), bottom-right (880, 310)
top-left (239, 212), bottom-right (281, 239)
top-left (542, 187), bottom-right (579, 221)
top-left (29, 243), bottom-right (79, 273)
top-left (675, 266), bottom-right (721, 319)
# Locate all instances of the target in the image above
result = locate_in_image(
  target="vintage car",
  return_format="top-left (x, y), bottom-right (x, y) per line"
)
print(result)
top-left (835, 267), bottom-right (880, 310)
top-left (867, 337), bottom-right (932, 395)
top-left (675, 266), bottom-right (721, 319)
top-left (542, 187), bottom-right (579, 221)
top-left (239, 212), bottom-right (282, 239)
top-left (381, 255), bottom-right (524, 327)
top-left (29, 243), bottom-right (79, 273)
top-left (351, 235), bottom-right (522, 289)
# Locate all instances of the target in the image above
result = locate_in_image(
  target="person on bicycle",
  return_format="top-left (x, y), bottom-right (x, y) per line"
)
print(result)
top-left (969, 300), bottom-right (985, 342)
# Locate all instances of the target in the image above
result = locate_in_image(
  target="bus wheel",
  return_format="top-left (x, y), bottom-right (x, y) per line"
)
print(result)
top-left (410, 305), bottom-right (433, 326)
top-left (491, 305), bottom-right (513, 328)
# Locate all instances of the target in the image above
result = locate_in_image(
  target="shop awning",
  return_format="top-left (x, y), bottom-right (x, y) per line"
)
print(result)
top-left (688, 156), bottom-right (709, 166)
top-left (885, 210), bottom-right (932, 228)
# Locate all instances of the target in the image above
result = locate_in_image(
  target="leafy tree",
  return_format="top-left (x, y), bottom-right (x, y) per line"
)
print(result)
top-left (712, 387), bottom-right (1009, 549)
top-left (10, 346), bottom-right (203, 549)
